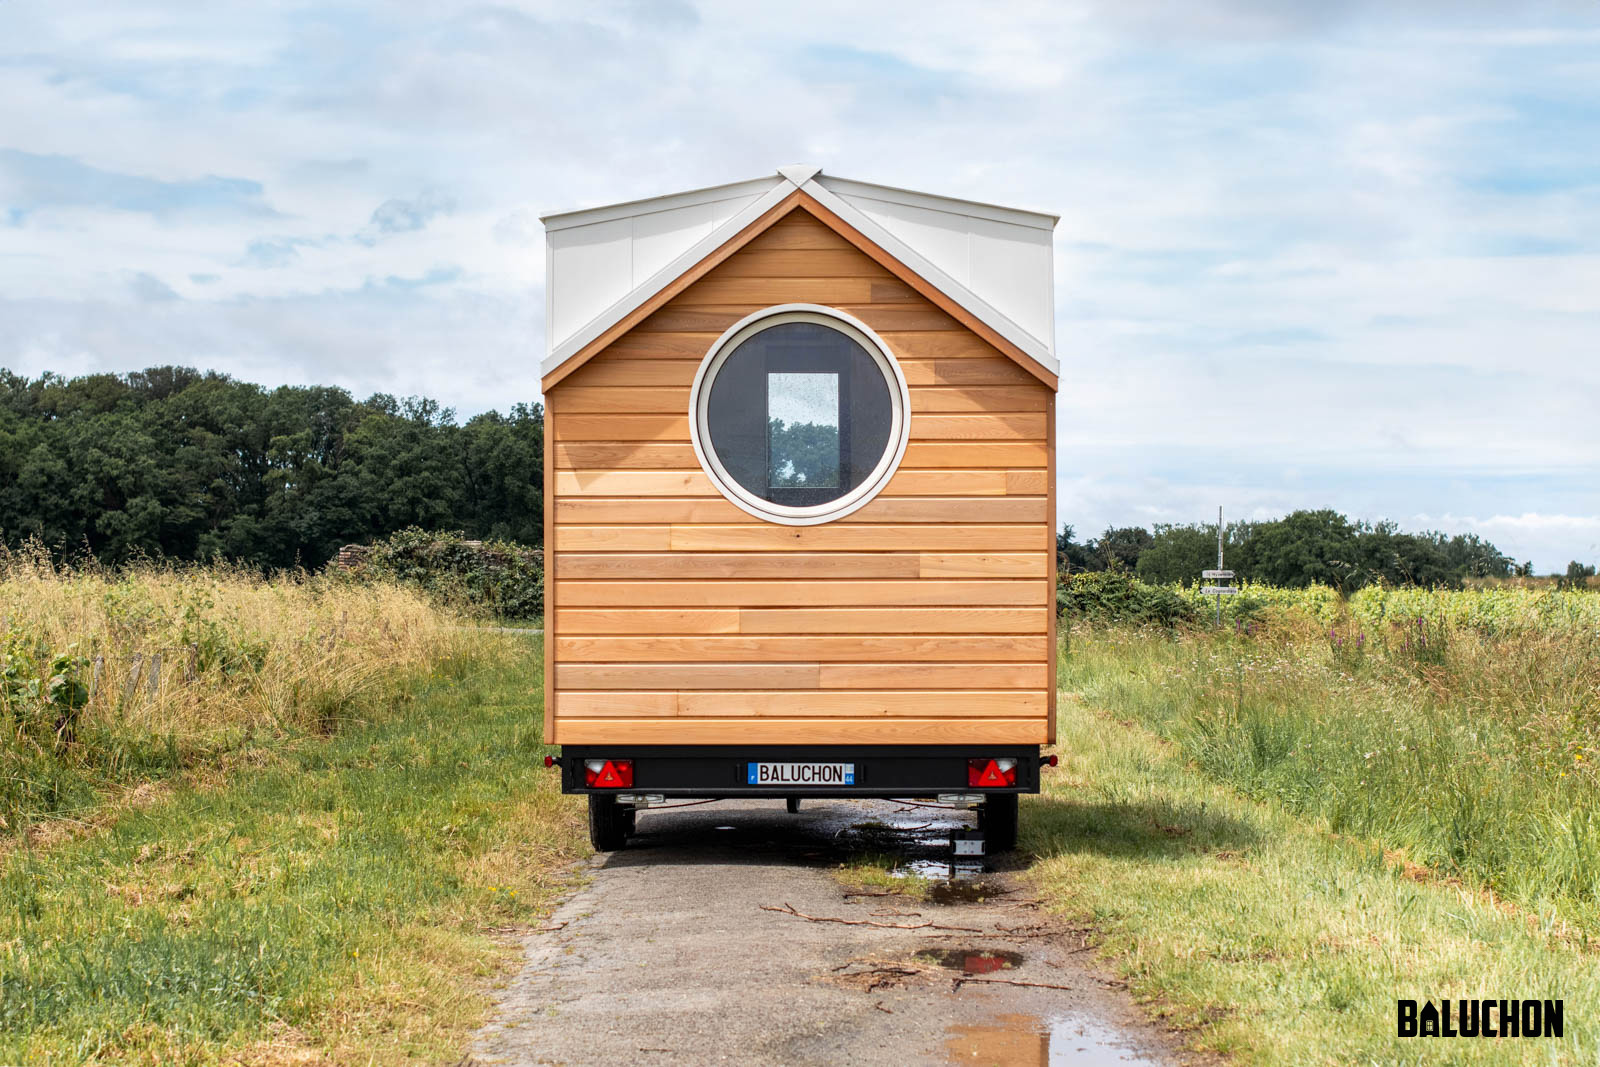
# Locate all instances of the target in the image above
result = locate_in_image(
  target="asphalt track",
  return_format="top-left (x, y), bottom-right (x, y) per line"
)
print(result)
top-left (473, 798), bottom-right (1191, 1066)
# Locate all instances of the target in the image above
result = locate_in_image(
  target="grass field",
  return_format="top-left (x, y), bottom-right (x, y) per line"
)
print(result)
top-left (1, 631), bottom-right (582, 1065)
top-left (1035, 589), bottom-right (1599, 1063)
top-left (0, 556), bottom-right (585, 1064)
top-left (0, 549), bottom-right (487, 836)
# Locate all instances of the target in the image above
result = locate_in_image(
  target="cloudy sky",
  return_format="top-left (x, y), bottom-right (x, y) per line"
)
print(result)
top-left (2, 2), bottom-right (1596, 571)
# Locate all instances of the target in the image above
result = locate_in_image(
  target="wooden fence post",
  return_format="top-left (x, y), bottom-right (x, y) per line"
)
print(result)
top-left (124, 654), bottom-right (144, 703)
top-left (147, 653), bottom-right (161, 696)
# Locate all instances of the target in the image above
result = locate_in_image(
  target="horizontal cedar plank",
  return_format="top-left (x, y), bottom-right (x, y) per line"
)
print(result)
top-left (560, 358), bottom-right (1038, 393)
top-left (874, 332), bottom-right (1007, 359)
top-left (918, 552), bottom-right (1050, 578)
top-left (553, 662), bottom-right (1046, 690)
top-left (555, 470), bottom-right (715, 496)
top-left (554, 387), bottom-right (1050, 417)
top-left (637, 305), bottom-right (959, 334)
top-left (556, 609), bottom-right (740, 634)
top-left (554, 444), bottom-right (696, 471)
top-left (556, 691), bottom-right (1046, 718)
top-left (738, 607), bottom-right (1045, 633)
top-left (563, 360), bottom-right (701, 388)
top-left (673, 277), bottom-right (907, 306)
top-left (556, 664), bottom-right (821, 690)
top-left (552, 414), bottom-right (688, 441)
top-left (557, 553), bottom-right (922, 579)
top-left (911, 359), bottom-right (1041, 385)
top-left (912, 413), bottom-right (1047, 440)
top-left (554, 496), bottom-right (1048, 525)
top-left (554, 526), bottom-right (672, 551)
top-left (556, 635), bottom-right (1048, 662)
top-left (902, 442), bottom-right (1048, 467)
top-left (551, 387), bottom-right (690, 414)
top-left (1007, 470), bottom-right (1049, 495)
top-left (557, 470), bottom-right (1047, 499)
top-left (552, 718), bottom-right (1049, 744)
top-left (909, 386), bottom-right (1048, 413)
top-left (677, 691), bottom-right (1046, 718)
top-left (555, 442), bottom-right (1048, 472)
top-left (882, 470), bottom-right (1005, 496)
top-left (712, 249), bottom-right (894, 277)
top-left (741, 219), bottom-right (856, 252)
top-left (819, 663), bottom-right (1050, 689)
top-left (556, 470), bottom-right (1041, 500)
top-left (556, 579), bottom-right (1049, 607)
top-left (599, 333), bottom-right (724, 359)
top-left (554, 443), bottom-right (698, 469)
top-left (666, 525), bottom-right (1049, 551)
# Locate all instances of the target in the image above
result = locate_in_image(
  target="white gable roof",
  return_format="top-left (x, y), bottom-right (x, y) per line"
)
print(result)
top-left (540, 166), bottom-right (1059, 380)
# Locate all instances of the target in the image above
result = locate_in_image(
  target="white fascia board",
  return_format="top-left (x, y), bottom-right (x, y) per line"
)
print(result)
top-left (540, 176), bottom-right (778, 231)
top-left (541, 178), bottom-right (792, 378)
top-left (797, 178), bottom-right (1060, 374)
top-left (817, 175), bottom-right (1059, 231)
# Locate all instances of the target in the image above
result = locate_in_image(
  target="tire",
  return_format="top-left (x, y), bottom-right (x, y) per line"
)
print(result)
top-left (786, 797), bottom-right (802, 814)
top-left (588, 794), bottom-right (629, 852)
top-left (980, 794), bottom-right (1019, 853)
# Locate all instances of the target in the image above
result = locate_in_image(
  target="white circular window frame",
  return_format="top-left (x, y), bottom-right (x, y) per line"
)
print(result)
top-left (689, 304), bottom-right (911, 527)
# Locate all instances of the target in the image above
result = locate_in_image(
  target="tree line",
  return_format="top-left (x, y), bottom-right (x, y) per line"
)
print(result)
top-left (0, 366), bottom-right (543, 569)
top-left (1060, 510), bottom-right (1523, 591)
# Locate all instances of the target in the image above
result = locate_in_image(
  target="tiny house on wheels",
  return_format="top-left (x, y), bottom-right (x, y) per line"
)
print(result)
top-left (539, 166), bottom-right (1059, 852)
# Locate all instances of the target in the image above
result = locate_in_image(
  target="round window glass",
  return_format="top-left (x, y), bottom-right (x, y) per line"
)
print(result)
top-left (690, 306), bottom-right (909, 525)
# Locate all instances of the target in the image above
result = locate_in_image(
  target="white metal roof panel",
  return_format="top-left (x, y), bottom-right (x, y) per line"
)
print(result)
top-left (542, 167), bottom-right (1059, 380)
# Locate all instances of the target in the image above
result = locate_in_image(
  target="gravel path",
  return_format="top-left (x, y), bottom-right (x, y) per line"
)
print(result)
top-left (473, 798), bottom-right (1191, 1066)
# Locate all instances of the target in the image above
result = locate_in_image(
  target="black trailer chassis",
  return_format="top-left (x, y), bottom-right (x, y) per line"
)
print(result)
top-left (554, 744), bottom-right (1046, 853)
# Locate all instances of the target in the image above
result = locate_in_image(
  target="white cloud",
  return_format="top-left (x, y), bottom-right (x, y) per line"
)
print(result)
top-left (0, 1), bottom-right (1596, 570)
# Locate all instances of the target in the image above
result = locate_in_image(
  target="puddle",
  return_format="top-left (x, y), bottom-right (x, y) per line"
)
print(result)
top-left (945, 1013), bottom-right (1163, 1066)
top-left (915, 947), bottom-right (1024, 975)
top-left (893, 859), bottom-right (1009, 903)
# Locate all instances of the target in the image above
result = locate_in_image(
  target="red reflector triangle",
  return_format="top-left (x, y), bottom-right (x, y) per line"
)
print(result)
top-left (594, 761), bottom-right (625, 787)
top-left (975, 760), bottom-right (1008, 787)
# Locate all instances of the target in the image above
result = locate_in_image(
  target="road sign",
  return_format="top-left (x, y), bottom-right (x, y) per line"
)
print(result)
top-left (1202, 570), bottom-right (1233, 579)
top-left (1201, 586), bottom-right (1238, 596)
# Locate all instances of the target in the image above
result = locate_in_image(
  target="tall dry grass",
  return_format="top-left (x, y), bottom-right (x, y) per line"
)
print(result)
top-left (0, 544), bottom-right (478, 831)
top-left (1061, 599), bottom-right (1600, 925)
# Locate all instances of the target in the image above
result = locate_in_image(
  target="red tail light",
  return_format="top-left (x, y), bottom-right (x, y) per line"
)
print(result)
top-left (584, 759), bottom-right (634, 788)
top-left (968, 758), bottom-right (1017, 788)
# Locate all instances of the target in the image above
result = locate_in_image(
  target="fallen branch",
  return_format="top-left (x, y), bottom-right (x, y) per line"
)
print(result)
top-left (762, 902), bottom-right (980, 932)
top-left (953, 975), bottom-right (1078, 992)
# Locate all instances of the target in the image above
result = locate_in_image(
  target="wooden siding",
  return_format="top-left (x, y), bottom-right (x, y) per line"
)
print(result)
top-left (546, 208), bottom-right (1053, 746)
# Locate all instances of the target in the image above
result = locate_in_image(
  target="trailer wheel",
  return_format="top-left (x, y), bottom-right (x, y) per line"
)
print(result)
top-left (786, 797), bottom-right (802, 814)
top-left (588, 795), bottom-right (629, 852)
top-left (980, 794), bottom-right (1019, 853)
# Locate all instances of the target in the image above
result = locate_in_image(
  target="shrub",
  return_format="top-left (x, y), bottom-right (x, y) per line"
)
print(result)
top-left (1057, 569), bottom-right (1196, 628)
top-left (344, 528), bottom-right (544, 621)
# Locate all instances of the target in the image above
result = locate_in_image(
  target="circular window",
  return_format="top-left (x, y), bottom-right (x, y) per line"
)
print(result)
top-left (689, 304), bottom-right (909, 525)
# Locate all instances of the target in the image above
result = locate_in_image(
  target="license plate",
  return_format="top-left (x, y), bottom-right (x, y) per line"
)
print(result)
top-left (747, 762), bottom-right (855, 786)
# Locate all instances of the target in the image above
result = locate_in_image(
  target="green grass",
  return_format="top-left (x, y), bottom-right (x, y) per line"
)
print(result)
top-left (0, 634), bottom-right (585, 1065)
top-left (1028, 628), bottom-right (1598, 1065)
top-left (1059, 623), bottom-right (1600, 927)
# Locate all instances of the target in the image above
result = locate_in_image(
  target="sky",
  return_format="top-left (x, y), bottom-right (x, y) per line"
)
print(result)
top-left (1, 1), bottom-right (1596, 572)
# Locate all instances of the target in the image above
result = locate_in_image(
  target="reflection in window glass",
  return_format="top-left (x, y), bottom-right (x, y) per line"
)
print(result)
top-left (767, 373), bottom-right (839, 488)
top-left (703, 318), bottom-right (897, 512)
